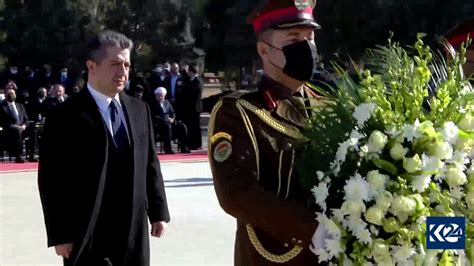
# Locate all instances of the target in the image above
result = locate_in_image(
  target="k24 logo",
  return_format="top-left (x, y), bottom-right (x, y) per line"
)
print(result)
top-left (426, 217), bottom-right (465, 250)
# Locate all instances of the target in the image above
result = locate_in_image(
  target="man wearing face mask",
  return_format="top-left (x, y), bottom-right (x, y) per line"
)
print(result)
top-left (0, 88), bottom-right (34, 163)
top-left (208, 0), bottom-right (327, 265)
top-left (26, 87), bottom-right (48, 123)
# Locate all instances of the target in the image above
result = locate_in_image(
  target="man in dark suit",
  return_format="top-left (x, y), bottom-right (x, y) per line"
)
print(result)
top-left (43, 84), bottom-right (69, 118)
top-left (182, 64), bottom-right (203, 150)
top-left (38, 30), bottom-right (170, 266)
top-left (26, 87), bottom-right (48, 123)
top-left (57, 67), bottom-right (76, 95)
top-left (150, 87), bottom-right (190, 154)
top-left (0, 87), bottom-right (36, 162)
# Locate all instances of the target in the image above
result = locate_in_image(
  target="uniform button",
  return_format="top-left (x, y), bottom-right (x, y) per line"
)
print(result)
top-left (284, 243), bottom-right (289, 248)
top-left (291, 238), bottom-right (297, 244)
top-left (297, 240), bottom-right (303, 245)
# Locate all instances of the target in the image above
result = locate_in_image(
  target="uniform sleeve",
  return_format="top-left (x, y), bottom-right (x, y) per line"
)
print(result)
top-left (145, 103), bottom-right (170, 223)
top-left (209, 99), bottom-right (318, 247)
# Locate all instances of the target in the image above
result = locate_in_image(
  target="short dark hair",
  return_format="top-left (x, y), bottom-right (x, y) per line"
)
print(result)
top-left (257, 29), bottom-right (274, 42)
top-left (86, 30), bottom-right (133, 64)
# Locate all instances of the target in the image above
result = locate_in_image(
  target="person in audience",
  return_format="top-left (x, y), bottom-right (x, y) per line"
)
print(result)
top-left (150, 86), bottom-right (190, 154)
top-left (0, 87), bottom-right (36, 162)
top-left (182, 64), bottom-right (203, 150)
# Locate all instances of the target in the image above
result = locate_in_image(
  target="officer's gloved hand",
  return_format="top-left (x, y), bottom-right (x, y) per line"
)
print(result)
top-left (310, 223), bottom-right (332, 255)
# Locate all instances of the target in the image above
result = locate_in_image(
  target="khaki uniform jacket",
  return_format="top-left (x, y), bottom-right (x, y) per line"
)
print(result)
top-left (209, 76), bottom-right (320, 266)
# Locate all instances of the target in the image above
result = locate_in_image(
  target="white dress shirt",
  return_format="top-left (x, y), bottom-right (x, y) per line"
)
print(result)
top-left (87, 83), bottom-right (129, 137)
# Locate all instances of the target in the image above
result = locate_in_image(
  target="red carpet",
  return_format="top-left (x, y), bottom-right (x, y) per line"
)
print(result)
top-left (0, 151), bottom-right (208, 174)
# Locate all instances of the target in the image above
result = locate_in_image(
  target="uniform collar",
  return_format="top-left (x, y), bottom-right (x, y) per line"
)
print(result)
top-left (258, 75), bottom-right (298, 111)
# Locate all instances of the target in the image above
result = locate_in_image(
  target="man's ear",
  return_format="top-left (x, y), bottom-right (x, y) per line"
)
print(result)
top-left (257, 41), bottom-right (269, 62)
top-left (86, 60), bottom-right (96, 73)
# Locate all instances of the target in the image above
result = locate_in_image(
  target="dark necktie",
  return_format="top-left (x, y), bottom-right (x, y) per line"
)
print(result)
top-left (10, 104), bottom-right (20, 125)
top-left (109, 99), bottom-right (130, 151)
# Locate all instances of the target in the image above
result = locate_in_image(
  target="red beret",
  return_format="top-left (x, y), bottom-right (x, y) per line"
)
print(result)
top-left (445, 17), bottom-right (474, 47)
top-left (248, 0), bottom-right (320, 34)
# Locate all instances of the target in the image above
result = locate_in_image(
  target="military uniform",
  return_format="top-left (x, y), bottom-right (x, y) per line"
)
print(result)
top-left (209, 1), bottom-right (323, 264)
top-left (209, 75), bottom-right (323, 265)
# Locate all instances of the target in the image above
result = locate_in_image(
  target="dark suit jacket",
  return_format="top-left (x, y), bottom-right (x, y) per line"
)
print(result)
top-left (38, 89), bottom-right (169, 265)
top-left (185, 76), bottom-right (203, 113)
top-left (164, 74), bottom-right (182, 100)
top-left (0, 101), bottom-right (29, 128)
top-left (150, 99), bottom-right (175, 126)
top-left (26, 98), bottom-right (47, 122)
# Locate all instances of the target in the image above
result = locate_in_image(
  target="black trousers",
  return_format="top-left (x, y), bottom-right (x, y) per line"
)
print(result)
top-left (3, 125), bottom-right (36, 158)
top-left (184, 112), bottom-right (201, 150)
top-left (155, 121), bottom-right (189, 152)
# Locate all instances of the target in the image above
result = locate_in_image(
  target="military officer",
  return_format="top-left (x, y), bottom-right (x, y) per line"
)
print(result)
top-left (208, 0), bottom-right (326, 265)
top-left (444, 17), bottom-right (474, 81)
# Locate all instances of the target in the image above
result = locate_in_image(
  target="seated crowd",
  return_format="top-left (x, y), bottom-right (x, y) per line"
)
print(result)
top-left (0, 61), bottom-right (204, 162)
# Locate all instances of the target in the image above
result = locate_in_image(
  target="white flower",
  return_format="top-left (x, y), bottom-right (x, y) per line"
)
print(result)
top-left (430, 141), bottom-right (453, 160)
top-left (458, 113), bottom-right (474, 131)
top-left (344, 173), bottom-right (371, 201)
top-left (455, 138), bottom-right (474, 153)
top-left (332, 209), bottom-right (345, 223)
top-left (325, 238), bottom-right (343, 258)
top-left (446, 166), bottom-right (467, 187)
top-left (364, 206), bottom-right (384, 225)
top-left (449, 151), bottom-right (469, 168)
top-left (410, 174), bottom-right (431, 192)
top-left (403, 154), bottom-right (423, 173)
top-left (390, 245), bottom-right (416, 265)
top-left (390, 195), bottom-right (416, 220)
top-left (422, 154), bottom-right (445, 173)
top-left (352, 103), bottom-right (376, 126)
top-left (355, 228), bottom-right (372, 244)
top-left (312, 182), bottom-right (330, 212)
top-left (367, 170), bottom-right (388, 198)
top-left (440, 122), bottom-right (459, 144)
top-left (376, 192), bottom-right (393, 212)
top-left (335, 140), bottom-right (352, 163)
top-left (343, 215), bottom-right (367, 233)
top-left (314, 248), bottom-right (330, 263)
top-left (372, 240), bottom-right (391, 263)
top-left (368, 131), bottom-right (388, 153)
top-left (402, 120), bottom-right (422, 142)
top-left (425, 250), bottom-right (440, 266)
top-left (341, 200), bottom-right (366, 216)
top-left (316, 171), bottom-right (325, 181)
top-left (465, 191), bottom-right (474, 210)
top-left (450, 186), bottom-right (464, 200)
top-left (390, 143), bottom-right (408, 161)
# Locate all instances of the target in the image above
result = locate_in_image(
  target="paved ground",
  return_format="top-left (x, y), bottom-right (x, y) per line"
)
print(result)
top-left (0, 161), bottom-right (235, 266)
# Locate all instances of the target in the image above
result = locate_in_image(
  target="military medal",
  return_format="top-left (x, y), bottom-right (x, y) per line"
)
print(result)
top-left (294, 0), bottom-right (311, 11)
top-left (213, 140), bottom-right (233, 163)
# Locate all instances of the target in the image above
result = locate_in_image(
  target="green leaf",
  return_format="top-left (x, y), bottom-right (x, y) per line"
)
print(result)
top-left (372, 159), bottom-right (398, 175)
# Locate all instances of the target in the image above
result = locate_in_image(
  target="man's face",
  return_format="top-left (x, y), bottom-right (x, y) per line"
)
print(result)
top-left (38, 88), bottom-right (47, 99)
top-left (464, 48), bottom-right (474, 79)
top-left (52, 86), bottom-right (65, 98)
top-left (88, 46), bottom-right (130, 96)
top-left (258, 26), bottom-right (315, 88)
top-left (264, 26), bottom-right (315, 70)
top-left (155, 93), bottom-right (165, 102)
top-left (171, 63), bottom-right (179, 75)
top-left (5, 88), bottom-right (16, 102)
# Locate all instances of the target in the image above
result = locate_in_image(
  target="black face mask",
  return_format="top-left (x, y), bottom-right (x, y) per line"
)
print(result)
top-left (266, 40), bottom-right (318, 81)
top-left (38, 92), bottom-right (46, 98)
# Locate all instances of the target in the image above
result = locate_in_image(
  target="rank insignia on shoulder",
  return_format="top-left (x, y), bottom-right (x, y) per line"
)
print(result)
top-left (213, 140), bottom-right (233, 163)
top-left (211, 132), bottom-right (232, 144)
